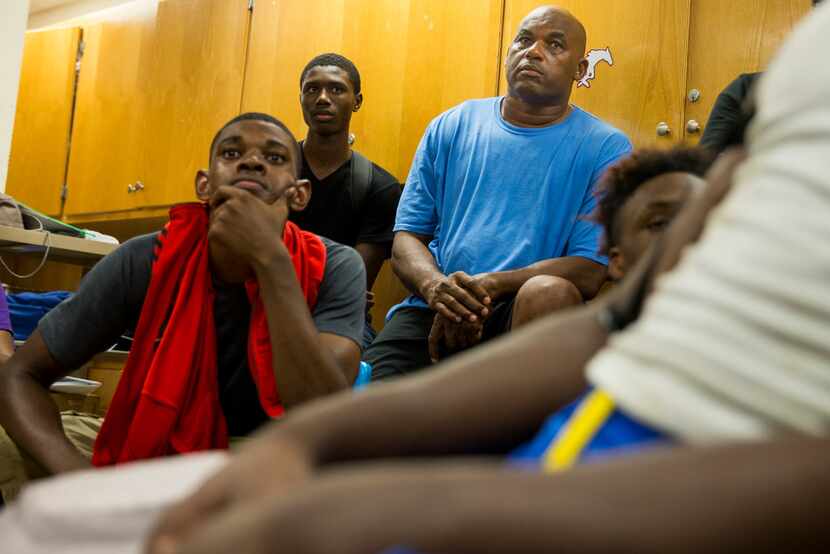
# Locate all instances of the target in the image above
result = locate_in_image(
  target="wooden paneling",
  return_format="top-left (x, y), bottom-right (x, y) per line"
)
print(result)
top-left (684, 0), bottom-right (812, 143)
top-left (243, 0), bottom-right (504, 325)
top-left (64, 6), bottom-right (158, 217)
top-left (500, 0), bottom-right (692, 148)
top-left (6, 28), bottom-right (81, 216)
top-left (139, 0), bottom-right (251, 208)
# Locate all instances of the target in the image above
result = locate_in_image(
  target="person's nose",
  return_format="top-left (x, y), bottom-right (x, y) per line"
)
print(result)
top-left (238, 152), bottom-right (265, 174)
top-left (525, 40), bottom-right (545, 60)
top-left (316, 88), bottom-right (332, 106)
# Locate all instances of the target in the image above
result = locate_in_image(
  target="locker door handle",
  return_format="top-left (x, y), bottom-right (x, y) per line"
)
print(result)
top-left (686, 120), bottom-right (701, 133)
top-left (656, 122), bottom-right (671, 137)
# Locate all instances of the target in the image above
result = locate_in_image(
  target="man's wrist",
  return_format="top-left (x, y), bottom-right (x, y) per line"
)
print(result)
top-left (251, 242), bottom-right (292, 277)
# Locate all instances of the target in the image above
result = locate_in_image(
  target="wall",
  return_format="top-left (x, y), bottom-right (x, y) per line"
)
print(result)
top-left (0, 0), bottom-right (30, 193)
top-left (28, 0), bottom-right (138, 29)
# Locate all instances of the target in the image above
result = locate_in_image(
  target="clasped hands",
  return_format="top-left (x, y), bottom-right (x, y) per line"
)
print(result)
top-left (423, 271), bottom-right (502, 362)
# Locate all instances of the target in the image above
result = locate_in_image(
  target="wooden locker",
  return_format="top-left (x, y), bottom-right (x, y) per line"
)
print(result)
top-left (684, 0), bottom-right (812, 143)
top-left (64, 5), bottom-right (158, 218)
top-left (6, 28), bottom-right (81, 217)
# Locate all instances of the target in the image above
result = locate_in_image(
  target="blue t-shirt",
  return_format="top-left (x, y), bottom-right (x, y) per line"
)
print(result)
top-left (391, 97), bottom-right (632, 317)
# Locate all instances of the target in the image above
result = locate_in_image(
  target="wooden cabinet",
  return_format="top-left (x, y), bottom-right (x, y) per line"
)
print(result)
top-left (63, 5), bottom-right (158, 218)
top-left (6, 27), bottom-right (81, 216)
top-left (242, 0), bottom-right (504, 325)
top-left (64, 0), bottom-right (249, 220)
top-left (684, 0), bottom-right (811, 144)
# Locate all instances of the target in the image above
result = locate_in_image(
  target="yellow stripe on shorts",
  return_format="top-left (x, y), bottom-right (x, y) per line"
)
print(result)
top-left (542, 389), bottom-right (615, 473)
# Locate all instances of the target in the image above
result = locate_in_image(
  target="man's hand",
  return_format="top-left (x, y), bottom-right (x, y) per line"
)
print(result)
top-left (428, 313), bottom-right (484, 363)
top-left (146, 430), bottom-right (313, 553)
top-left (208, 185), bottom-right (296, 270)
top-left (422, 271), bottom-right (492, 323)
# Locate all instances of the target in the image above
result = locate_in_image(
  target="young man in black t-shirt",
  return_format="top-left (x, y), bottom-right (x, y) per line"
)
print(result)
top-left (290, 53), bottom-right (402, 347)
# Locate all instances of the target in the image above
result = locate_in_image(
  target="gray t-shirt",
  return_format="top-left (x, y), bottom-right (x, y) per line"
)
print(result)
top-left (39, 232), bottom-right (365, 435)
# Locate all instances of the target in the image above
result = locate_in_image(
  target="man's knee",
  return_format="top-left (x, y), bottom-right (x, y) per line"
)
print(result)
top-left (512, 275), bottom-right (582, 327)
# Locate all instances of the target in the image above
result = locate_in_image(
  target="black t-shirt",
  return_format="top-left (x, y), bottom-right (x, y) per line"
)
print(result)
top-left (289, 149), bottom-right (402, 248)
top-left (700, 72), bottom-right (761, 154)
top-left (38, 233), bottom-right (366, 436)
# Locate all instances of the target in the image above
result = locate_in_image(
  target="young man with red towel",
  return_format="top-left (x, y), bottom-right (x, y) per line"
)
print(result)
top-left (0, 113), bottom-right (366, 501)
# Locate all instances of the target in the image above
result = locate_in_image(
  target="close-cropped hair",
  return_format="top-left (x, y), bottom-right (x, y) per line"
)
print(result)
top-left (209, 112), bottom-right (301, 175)
top-left (596, 147), bottom-right (715, 251)
top-left (300, 53), bottom-right (362, 95)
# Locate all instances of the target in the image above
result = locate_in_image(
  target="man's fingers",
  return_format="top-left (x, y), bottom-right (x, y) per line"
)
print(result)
top-left (433, 301), bottom-right (461, 322)
top-left (439, 294), bottom-right (479, 322)
top-left (454, 273), bottom-right (491, 305)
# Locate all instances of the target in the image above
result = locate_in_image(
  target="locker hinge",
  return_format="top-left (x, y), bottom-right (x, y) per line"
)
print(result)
top-left (248, 0), bottom-right (254, 11)
top-left (75, 39), bottom-right (85, 72)
top-left (60, 184), bottom-right (68, 203)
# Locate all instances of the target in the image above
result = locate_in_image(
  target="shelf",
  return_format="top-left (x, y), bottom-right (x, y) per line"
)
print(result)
top-left (0, 225), bottom-right (116, 265)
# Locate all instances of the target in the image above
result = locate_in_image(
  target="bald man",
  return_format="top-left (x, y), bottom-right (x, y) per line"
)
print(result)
top-left (365, 6), bottom-right (632, 379)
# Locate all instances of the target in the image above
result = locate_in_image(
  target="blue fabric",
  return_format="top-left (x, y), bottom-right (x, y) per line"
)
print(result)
top-left (509, 390), bottom-right (670, 467)
top-left (389, 97), bottom-right (631, 319)
top-left (354, 361), bottom-right (372, 390)
top-left (7, 291), bottom-right (71, 341)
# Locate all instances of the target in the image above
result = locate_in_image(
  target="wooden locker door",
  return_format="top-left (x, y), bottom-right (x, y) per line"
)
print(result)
top-left (138, 0), bottom-right (250, 209)
top-left (64, 5), bottom-right (158, 218)
top-left (684, 0), bottom-right (812, 144)
top-left (242, 0), bottom-right (503, 327)
top-left (6, 28), bottom-right (81, 217)
top-left (500, 0), bottom-right (692, 148)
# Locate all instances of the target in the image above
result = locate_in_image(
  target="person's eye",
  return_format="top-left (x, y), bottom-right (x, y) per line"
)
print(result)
top-left (266, 153), bottom-right (286, 164)
top-left (516, 35), bottom-right (531, 47)
top-left (646, 218), bottom-right (670, 232)
top-left (305, 86), bottom-right (318, 94)
top-left (222, 149), bottom-right (240, 159)
top-left (331, 86), bottom-right (344, 94)
top-left (551, 41), bottom-right (564, 51)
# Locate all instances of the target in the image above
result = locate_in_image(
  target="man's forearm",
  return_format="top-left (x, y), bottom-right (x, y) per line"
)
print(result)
top-left (253, 253), bottom-right (349, 409)
top-left (0, 371), bottom-right (88, 474)
top-left (272, 301), bottom-right (608, 465)
top-left (313, 438), bottom-right (830, 554)
top-left (490, 256), bottom-right (607, 300)
top-left (390, 232), bottom-right (444, 298)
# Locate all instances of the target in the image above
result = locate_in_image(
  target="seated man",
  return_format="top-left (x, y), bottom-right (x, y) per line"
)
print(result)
top-left (291, 53), bottom-right (402, 348)
top-left (365, 5), bottom-right (631, 379)
top-left (145, 5), bottom-right (830, 550)
top-left (0, 112), bottom-right (365, 502)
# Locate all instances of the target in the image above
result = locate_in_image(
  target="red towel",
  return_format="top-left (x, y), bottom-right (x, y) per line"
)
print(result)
top-left (92, 203), bottom-right (326, 466)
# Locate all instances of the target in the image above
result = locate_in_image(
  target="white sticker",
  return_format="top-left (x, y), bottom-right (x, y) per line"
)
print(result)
top-left (577, 47), bottom-right (613, 89)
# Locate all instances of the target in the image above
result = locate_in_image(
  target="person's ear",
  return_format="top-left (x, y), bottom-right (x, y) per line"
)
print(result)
top-left (353, 92), bottom-right (363, 112)
top-left (608, 246), bottom-right (626, 281)
top-left (575, 57), bottom-right (588, 82)
top-left (195, 169), bottom-right (210, 201)
top-left (289, 179), bottom-right (311, 212)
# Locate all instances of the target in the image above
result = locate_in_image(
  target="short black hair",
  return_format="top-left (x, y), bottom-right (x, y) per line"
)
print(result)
top-left (596, 147), bottom-right (714, 250)
top-left (209, 112), bottom-right (301, 175)
top-left (300, 53), bottom-right (361, 95)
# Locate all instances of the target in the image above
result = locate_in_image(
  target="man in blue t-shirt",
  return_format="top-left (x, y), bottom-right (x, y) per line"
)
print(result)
top-left (364, 6), bottom-right (632, 380)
